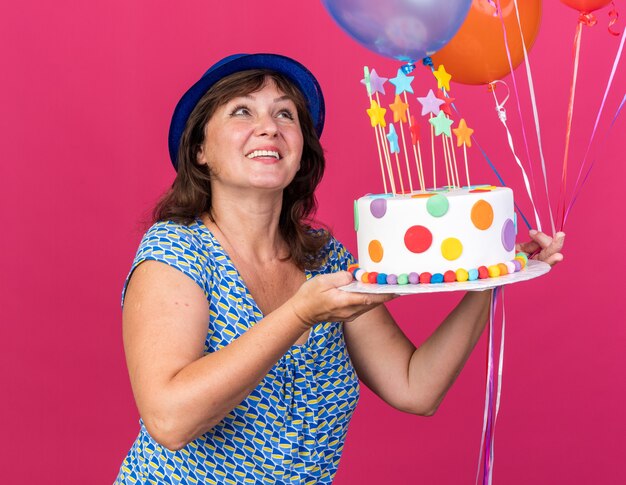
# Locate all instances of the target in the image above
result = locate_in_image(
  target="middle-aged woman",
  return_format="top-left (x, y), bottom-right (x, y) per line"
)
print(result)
top-left (115, 53), bottom-right (564, 484)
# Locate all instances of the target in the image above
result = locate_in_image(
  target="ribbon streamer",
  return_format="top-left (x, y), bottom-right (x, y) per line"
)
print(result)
top-left (563, 16), bottom-right (626, 228)
top-left (475, 287), bottom-right (506, 485)
top-left (608, 2), bottom-right (621, 36)
top-left (564, 93), bottom-right (625, 225)
top-left (495, 1), bottom-right (539, 218)
top-left (556, 17), bottom-right (585, 230)
top-left (490, 81), bottom-right (543, 232)
top-left (510, 0), bottom-right (556, 235)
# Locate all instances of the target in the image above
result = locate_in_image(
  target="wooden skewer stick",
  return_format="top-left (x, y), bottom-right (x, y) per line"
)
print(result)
top-left (449, 135), bottom-right (461, 188)
top-left (442, 135), bottom-right (451, 189)
top-left (416, 140), bottom-right (426, 190)
top-left (463, 144), bottom-right (471, 188)
top-left (374, 92), bottom-right (397, 194)
top-left (372, 122), bottom-right (388, 193)
top-left (406, 111), bottom-right (425, 191)
top-left (430, 115), bottom-right (436, 189)
top-left (363, 67), bottom-right (389, 194)
top-left (397, 120), bottom-right (413, 193)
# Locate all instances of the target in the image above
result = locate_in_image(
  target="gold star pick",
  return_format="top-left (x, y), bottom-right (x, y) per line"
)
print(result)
top-left (366, 99), bottom-right (387, 128)
top-left (453, 118), bottom-right (474, 147)
top-left (433, 64), bottom-right (452, 92)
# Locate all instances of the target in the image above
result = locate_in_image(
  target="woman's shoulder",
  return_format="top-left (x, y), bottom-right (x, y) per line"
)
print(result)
top-left (123, 219), bottom-right (211, 304)
top-left (139, 219), bottom-right (208, 255)
top-left (134, 219), bottom-right (212, 278)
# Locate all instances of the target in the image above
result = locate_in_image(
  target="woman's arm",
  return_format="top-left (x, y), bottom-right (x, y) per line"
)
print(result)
top-left (344, 291), bottom-right (490, 415)
top-left (123, 261), bottom-right (391, 451)
top-left (344, 230), bottom-right (565, 415)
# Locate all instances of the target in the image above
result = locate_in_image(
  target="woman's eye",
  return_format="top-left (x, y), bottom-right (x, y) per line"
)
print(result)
top-left (277, 109), bottom-right (295, 120)
top-left (230, 106), bottom-right (250, 116)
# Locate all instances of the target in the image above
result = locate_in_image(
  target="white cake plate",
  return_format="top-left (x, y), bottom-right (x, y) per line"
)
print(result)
top-left (339, 260), bottom-right (550, 295)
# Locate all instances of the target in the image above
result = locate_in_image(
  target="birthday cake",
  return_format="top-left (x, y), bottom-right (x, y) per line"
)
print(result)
top-left (351, 186), bottom-right (528, 284)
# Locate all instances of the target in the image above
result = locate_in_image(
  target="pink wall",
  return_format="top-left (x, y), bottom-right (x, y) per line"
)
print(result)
top-left (2, 1), bottom-right (625, 483)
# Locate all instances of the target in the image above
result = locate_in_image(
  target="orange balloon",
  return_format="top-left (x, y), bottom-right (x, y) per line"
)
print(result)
top-left (431, 0), bottom-right (542, 85)
top-left (560, 0), bottom-right (612, 13)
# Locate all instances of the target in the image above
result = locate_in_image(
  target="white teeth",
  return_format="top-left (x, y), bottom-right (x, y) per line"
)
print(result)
top-left (246, 150), bottom-right (280, 159)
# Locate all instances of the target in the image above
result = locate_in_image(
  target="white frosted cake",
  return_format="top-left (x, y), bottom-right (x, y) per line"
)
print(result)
top-left (351, 186), bottom-right (526, 284)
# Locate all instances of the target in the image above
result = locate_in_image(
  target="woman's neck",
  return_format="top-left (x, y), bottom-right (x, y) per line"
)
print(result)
top-left (205, 188), bottom-right (287, 264)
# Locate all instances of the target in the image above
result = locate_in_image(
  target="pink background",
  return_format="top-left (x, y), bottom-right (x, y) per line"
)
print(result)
top-left (2, 1), bottom-right (625, 483)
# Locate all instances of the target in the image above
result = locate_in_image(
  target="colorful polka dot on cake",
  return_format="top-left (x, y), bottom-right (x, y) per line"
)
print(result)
top-left (471, 200), bottom-right (494, 230)
top-left (427, 194), bottom-right (449, 217)
top-left (441, 237), bottom-right (463, 261)
top-left (405, 225), bottom-right (433, 253)
top-left (501, 219), bottom-right (516, 251)
top-left (368, 240), bottom-right (384, 262)
top-left (370, 198), bottom-right (387, 218)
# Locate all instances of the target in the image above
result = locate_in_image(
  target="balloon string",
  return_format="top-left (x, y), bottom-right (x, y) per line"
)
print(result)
top-left (475, 287), bottom-right (503, 485)
top-left (495, 0), bottom-right (540, 223)
top-left (564, 93), bottom-right (625, 225)
top-left (557, 19), bottom-right (584, 231)
top-left (490, 287), bottom-right (506, 484)
top-left (511, 0), bottom-right (556, 235)
top-left (490, 81), bottom-right (542, 232)
top-left (422, 56), bottom-right (532, 230)
top-left (473, 138), bottom-right (533, 231)
top-left (476, 288), bottom-right (496, 485)
top-left (563, 16), bottom-right (626, 227)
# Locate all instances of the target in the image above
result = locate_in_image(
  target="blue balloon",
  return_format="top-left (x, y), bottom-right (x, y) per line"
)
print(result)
top-left (321, 0), bottom-right (473, 63)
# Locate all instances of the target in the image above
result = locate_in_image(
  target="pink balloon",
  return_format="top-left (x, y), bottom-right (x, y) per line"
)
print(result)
top-left (560, 0), bottom-right (613, 13)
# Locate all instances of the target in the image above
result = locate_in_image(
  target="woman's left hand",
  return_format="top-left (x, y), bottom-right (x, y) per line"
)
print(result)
top-left (515, 230), bottom-right (565, 267)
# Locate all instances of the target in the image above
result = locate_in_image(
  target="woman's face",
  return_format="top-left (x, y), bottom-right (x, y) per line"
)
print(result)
top-left (197, 79), bottom-right (304, 194)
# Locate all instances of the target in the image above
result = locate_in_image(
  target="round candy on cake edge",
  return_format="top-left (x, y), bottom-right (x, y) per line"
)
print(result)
top-left (505, 261), bottom-right (516, 274)
top-left (419, 272), bottom-right (432, 284)
top-left (431, 273), bottom-right (444, 284)
top-left (444, 270), bottom-right (456, 283)
top-left (456, 268), bottom-right (469, 282)
top-left (488, 265), bottom-right (501, 278)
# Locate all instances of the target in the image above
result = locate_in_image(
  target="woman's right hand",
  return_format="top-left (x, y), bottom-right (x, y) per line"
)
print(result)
top-left (288, 271), bottom-right (395, 326)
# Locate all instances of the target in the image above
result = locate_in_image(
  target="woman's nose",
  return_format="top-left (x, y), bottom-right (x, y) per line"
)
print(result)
top-left (255, 112), bottom-right (279, 136)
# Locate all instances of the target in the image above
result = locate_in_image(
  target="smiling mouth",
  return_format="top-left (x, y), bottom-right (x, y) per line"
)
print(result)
top-left (246, 150), bottom-right (281, 160)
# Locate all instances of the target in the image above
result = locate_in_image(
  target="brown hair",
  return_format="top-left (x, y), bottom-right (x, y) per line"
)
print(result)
top-left (154, 69), bottom-right (330, 269)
